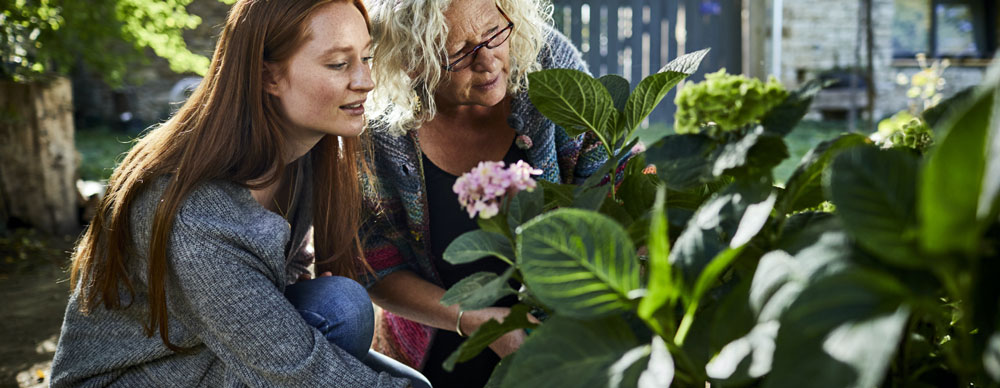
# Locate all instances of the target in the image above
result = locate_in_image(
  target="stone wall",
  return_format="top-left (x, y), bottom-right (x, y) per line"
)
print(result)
top-left (773, 0), bottom-right (989, 121)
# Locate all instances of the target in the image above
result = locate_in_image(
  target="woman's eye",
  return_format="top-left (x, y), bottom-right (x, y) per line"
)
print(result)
top-left (326, 63), bottom-right (347, 70)
top-left (362, 56), bottom-right (374, 64)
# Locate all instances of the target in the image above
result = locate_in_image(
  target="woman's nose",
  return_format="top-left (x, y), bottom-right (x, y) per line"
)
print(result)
top-left (351, 64), bottom-right (374, 92)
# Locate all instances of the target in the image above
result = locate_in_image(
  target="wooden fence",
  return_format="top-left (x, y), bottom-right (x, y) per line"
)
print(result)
top-left (551, 0), bottom-right (743, 126)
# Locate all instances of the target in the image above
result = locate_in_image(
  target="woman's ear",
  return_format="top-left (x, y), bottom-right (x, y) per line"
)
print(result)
top-left (263, 62), bottom-right (283, 96)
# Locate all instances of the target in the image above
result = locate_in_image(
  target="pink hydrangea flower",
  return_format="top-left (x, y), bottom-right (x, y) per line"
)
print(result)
top-left (453, 160), bottom-right (543, 219)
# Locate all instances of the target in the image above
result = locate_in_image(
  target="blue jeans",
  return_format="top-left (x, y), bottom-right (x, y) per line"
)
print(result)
top-left (285, 276), bottom-right (431, 388)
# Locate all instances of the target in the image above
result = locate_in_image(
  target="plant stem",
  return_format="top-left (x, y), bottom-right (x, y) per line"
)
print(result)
top-left (673, 301), bottom-right (698, 346)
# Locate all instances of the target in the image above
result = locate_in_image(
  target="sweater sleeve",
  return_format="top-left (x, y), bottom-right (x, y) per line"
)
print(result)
top-left (165, 193), bottom-right (408, 388)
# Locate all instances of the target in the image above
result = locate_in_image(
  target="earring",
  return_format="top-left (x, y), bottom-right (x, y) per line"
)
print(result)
top-left (412, 93), bottom-right (423, 117)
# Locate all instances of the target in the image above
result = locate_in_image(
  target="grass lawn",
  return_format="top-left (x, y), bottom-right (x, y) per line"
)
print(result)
top-left (75, 126), bottom-right (137, 181)
top-left (774, 120), bottom-right (853, 184)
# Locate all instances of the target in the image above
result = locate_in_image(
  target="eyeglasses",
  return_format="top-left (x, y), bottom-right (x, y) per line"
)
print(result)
top-left (442, 4), bottom-right (514, 72)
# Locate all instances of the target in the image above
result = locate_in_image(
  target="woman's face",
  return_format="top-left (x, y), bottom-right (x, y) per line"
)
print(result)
top-left (268, 1), bottom-right (374, 144)
top-left (434, 0), bottom-right (512, 109)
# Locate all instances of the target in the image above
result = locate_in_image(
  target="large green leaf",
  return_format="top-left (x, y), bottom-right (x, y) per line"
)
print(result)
top-left (638, 187), bottom-right (676, 336)
top-left (638, 336), bottom-right (675, 388)
top-left (618, 154), bottom-right (660, 219)
top-left (439, 269), bottom-right (517, 311)
top-left (669, 178), bottom-right (774, 286)
top-left (443, 230), bottom-right (515, 265)
top-left (517, 209), bottom-right (641, 318)
top-left (501, 316), bottom-right (639, 388)
top-left (829, 146), bottom-right (922, 268)
top-left (645, 134), bottom-right (718, 191)
top-left (539, 180), bottom-right (576, 209)
top-left (528, 69), bottom-right (616, 138)
top-left (709, 228), bottom-right (854, 384)
top-left (778, 133), bottom-right (869, 215)
top-left (600, 74), bottom-right (631, 113)
top-left (920, 81), bottom-right (995, 255)
top-left (443, 304), bottom-right (537, 371)
top-left (765, 269), bottom-right (910, 388)
top-left (507, 188), bottom-right (544, 236)
top-left (711, 126), bottom-right (789, 178)
top-left (761, 79), bottom-right (826, 137)
top-left (622, 49), bottom-right (709, 135)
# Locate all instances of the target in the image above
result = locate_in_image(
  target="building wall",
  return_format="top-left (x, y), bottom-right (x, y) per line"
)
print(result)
top-left (774, 0), bottom-right (989, 121)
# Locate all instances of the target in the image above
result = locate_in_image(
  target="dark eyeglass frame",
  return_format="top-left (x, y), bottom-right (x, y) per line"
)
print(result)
top-left (442, 4), bottom-right (515, 72)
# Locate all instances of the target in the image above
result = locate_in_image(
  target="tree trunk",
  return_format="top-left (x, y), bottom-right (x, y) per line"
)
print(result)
top-left (0, 77), bottom-right (80, 235)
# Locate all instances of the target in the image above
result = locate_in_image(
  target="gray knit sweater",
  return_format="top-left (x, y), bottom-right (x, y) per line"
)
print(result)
top-left (51, 170), bottom-right (408, 388)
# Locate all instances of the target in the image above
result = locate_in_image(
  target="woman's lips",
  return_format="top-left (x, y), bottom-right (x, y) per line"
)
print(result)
top-left (340, 102), bottom-right (365, 115)
top-left (474, 75), bottom-right (501, 90)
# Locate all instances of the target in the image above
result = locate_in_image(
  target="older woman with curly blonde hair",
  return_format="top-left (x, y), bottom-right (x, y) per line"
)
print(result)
top-left (357, 0), bottom-right (606, 386)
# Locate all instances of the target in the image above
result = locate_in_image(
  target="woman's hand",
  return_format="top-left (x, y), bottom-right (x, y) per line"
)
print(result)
top-left (463, 307), bottom-right (540, 358)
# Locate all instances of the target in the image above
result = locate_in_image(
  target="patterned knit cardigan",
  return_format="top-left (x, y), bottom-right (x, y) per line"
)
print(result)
top-left (359, 28), bottom-right (607, 369)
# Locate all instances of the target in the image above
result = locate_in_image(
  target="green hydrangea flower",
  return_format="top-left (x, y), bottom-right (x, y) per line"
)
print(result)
top-left (875, 111), bottom-right (933, 152)
top-left (674, 70), bottom-right (788, 137)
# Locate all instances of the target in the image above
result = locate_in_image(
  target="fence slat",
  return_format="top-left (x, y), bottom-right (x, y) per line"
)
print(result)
top-left (607, 0), bottom-right (619, 75)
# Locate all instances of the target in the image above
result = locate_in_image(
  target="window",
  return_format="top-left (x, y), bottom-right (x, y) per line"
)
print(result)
top-left (892, 0), bottom-right (998, 59)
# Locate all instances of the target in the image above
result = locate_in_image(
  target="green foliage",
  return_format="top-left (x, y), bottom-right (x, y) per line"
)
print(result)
top-left (441, 48), bottom-right (1000, 388)
top-left (674, 70), bottom-right (788, 137)
top-left (1, 0), bottom-right (232, 85)
top-left (876, 111), bottom-right (934, 151)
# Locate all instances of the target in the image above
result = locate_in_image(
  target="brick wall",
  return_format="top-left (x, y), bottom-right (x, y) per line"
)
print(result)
top-left (773, 0), bottom-right (989, 121)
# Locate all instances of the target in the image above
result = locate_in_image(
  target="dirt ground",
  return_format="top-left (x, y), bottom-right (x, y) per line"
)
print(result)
top-left (0, 231), bottom-right (75, 388)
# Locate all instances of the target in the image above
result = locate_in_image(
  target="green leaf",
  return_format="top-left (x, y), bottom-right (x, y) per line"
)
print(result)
top-left (706, 320), bottom-right (779, 383)
top-left (484, 352), bottom-right (516, 388)
top-left (638, 187), bottom-right (675, 336)
top-left (501, 316), bottom-right (639, 388)
top-left (528, 69), bottom-right (616, 138)
top-left (444, 230), bottom-right (515, 265)
top-left (517, 209), bottom-right (641, 318)
top-left (662, 48), bottom-right (711, 74)
top-left (600, 74), bottom-right (631, 113)
top-left (443, 304), bottom-right (537, 371)
top-left (761, 79), bottom-right (826, 137)
top-left (711, 126), bottom-right (789, 178)
top-left (670, 178), bottom-right (773, 286)
top-left (539, 180), bottom-right (576, 209)
top-left (778, 133), bottom-right (869, 215)
top-left (619, 154), bottom-right (660, 219)
top-left (638, 336), bottom-right (675, 388)
top-left (573, 185), bottom-right (612, 211)
top-left (829, 146), bottom-right (922, 268)
top-left (507, 188), bottom-right (545, 235)
top-left (477, 215), bottom-right (512, 240)
top-left (765, 270), bottom-right (910, 388)
top-left (439, 269), bottom-right (517, 311)
top-left (645, 134), bottom-right (717, 191)
top-left (986, 332), bottom-right (1000, 382)
top-left (920, 83), bottom-right (995, 255)
top-left (622, 49), bottom-right (709, 136)
top-left (608, 345), bottom-right (651, 388)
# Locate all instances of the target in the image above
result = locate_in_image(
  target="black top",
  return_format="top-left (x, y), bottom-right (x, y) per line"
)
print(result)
top-left (420, 139), bottom-right (528, 388)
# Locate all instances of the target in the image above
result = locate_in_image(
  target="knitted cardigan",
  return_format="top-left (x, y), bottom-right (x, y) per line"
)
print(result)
top-left (51, 159), bottom-right (408, 388)
top-left (359, 27), bottom-right (606, 369)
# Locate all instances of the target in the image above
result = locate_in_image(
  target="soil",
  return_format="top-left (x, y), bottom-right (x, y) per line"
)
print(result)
top-left (0, 230), bottom-right (75, 388)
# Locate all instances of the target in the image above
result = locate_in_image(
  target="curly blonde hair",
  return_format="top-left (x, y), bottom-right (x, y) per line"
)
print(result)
top-left (366, 0), bottom-right (554, 135)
